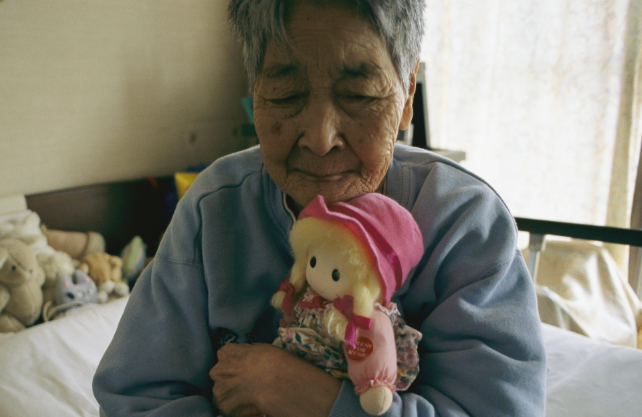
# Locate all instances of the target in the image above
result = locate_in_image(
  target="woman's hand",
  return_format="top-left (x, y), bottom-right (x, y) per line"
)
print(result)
top-left (210, 343), bottom-right (342, 417)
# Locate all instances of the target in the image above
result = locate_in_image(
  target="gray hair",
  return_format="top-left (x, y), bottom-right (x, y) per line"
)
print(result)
top-left (227, 0), bottom-right (425, 93)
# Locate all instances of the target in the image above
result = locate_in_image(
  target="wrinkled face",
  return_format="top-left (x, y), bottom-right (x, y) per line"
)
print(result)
top-left (253, 0), bottom-right (415, 212)
top-left (305, 244), bottom-right (355, 301)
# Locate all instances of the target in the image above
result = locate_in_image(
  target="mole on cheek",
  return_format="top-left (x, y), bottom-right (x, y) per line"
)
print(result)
top-left (271, 122), bottom-right (282, 135)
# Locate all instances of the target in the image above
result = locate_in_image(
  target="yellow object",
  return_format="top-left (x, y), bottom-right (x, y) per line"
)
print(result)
top-left (174, 172), bottom-right (199, 200)
top-left (80, 253), bottom-right (123, 285)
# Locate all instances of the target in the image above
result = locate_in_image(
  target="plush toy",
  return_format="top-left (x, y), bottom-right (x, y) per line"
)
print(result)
top-left (42, 226), bottom-right (106, 260)
top-left (120, 235), bottom-right (148, 286)
top-left (79, 252), bottom-right (129, 303)
top-left (0, 210), bottom-right (79, 306)
top-left (0, 211), bottom-right (43, 246)
top-left (42, 269), bottom-right (100, 321)
top-left (0, 238), bottom-right (46, 333)
top-left (37, 248), bottom-right (76, 306)
top-left (271, 194), bottom-right (424, 415)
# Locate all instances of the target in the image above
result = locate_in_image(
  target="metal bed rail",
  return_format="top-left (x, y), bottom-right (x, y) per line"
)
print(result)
top-left (514, 217), bottom-right (642, 298)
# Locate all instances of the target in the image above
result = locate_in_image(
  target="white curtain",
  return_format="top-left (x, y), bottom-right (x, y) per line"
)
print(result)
top-left (421, 0), bottom-right (642, 274)
top-left (630, 142), bottom-right (642, 296)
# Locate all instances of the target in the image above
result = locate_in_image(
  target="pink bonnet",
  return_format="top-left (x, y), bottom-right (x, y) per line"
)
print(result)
top-left (298, 194), bottom-right (424, 304)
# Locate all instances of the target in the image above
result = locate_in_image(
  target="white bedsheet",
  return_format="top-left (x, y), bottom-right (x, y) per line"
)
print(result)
top-left (1, 295), bottom-right (641, 417)
top-left (542, 322), bottom-right (642, 417)
top-left (0, 297), bottom-right (128, 417)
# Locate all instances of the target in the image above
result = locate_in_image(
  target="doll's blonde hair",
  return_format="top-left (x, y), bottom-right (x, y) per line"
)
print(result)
top-left (271, 217), bottom-right (382, 342)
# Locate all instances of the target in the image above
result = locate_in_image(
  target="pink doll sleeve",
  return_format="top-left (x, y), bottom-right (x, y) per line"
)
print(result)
top-left (344, 307), bottom-right (397, 395)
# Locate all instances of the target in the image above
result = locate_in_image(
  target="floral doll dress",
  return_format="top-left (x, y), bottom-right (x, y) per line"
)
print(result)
top-left (273, 286), bottom-right (422, 392)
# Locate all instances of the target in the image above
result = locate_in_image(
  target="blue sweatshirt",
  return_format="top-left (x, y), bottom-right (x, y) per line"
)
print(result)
top-left (93, 144), bottom-right (546, 416)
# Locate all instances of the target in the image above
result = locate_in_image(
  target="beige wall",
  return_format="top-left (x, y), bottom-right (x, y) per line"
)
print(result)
top-left (0, 0), bottom-right (249, 197)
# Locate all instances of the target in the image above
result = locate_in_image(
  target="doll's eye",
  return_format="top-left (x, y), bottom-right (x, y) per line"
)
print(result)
top-left (332, 269), bottom-right (340, 282)
top-left (310, 257), bottom-right (316, 268)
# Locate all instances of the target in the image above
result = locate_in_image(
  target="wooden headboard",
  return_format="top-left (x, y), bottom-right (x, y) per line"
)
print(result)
top-left (25, 176), bottom-right (176, 257)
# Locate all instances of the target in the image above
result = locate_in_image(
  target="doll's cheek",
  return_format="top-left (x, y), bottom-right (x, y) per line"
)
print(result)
top-left (308, 273), bottom-right (353, 301)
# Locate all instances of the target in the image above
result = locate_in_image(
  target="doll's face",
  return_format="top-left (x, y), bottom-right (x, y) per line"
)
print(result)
top-left (306, 245), bottom-right (355, 301)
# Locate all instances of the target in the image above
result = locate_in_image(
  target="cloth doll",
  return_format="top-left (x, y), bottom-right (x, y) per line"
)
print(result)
top-left (271, 194), bottom-right (424, 416)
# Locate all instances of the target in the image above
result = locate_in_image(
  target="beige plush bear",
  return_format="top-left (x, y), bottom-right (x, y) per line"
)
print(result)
top-left (0, 239), bottom-right (46, 333)
top-left (42, 226), bottom-right (106, 260)
top-left (79, 252), bottom-right (128, 303)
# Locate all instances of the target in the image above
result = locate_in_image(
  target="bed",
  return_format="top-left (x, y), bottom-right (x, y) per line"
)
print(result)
top-left (0, 179), bottom-right (640, 417)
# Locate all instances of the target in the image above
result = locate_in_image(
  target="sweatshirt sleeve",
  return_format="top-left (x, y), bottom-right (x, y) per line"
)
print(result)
top-left (92, 200), bottom-right (217, 416)
top-left (328, 163), bottom-right (547, 417)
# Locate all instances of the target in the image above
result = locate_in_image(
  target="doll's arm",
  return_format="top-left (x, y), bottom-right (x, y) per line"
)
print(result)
top-left (345, 308), bottom-right (397, 415)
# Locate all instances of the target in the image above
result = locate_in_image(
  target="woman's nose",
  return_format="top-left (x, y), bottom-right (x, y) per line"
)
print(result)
top-left (297, 97), bottom-right (345, 156)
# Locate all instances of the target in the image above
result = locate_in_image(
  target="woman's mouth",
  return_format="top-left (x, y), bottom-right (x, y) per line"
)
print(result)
top-left (302, 172), bottom-right (344, 181)
top-left (291, 168), bottom-right (352, 181)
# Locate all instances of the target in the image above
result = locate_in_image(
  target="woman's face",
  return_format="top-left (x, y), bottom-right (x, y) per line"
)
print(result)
top-left (253, 1), bottom-right (415, 212)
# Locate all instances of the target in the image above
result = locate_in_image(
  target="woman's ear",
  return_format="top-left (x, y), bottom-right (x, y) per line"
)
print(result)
top-left (399, 60), bottom-right (420, 131)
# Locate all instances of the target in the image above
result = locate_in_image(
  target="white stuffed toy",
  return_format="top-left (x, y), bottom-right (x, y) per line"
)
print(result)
top-left (0, 210), bottom-right (76, 306)
top-left (272, 194), bottom-right (424, 415)
top-left (0, 211), bottom-right (42, 244)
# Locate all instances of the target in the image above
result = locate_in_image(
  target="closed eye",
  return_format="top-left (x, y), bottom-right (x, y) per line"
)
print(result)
top-left (268, 93), bottom-right (306, 106)
top-left (341, 93), bottom-right (377, 104)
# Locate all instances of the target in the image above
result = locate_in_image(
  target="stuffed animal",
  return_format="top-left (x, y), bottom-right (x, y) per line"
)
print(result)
top-left (271, 194), bottom-right (424, 415)
top-left (79, 252), bottom-right (128, 303)
top-left (0, 210), bottom-right (78, 306)
top-left (42, 226), bottom-right (106, 260)
top-left (0, 211), bottom-right (43, 246)
top-left (0, 238), bottom-right (46, 333)
top-left (42, 269), bottom-right (100, 321)
top-left (120, 235), bottom-right (148, 286)
top-left (36, 249), bottom-right (76, 306)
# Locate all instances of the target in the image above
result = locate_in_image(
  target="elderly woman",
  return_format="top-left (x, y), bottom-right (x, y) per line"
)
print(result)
top-left (93, 0), bottom-right (546, 416)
